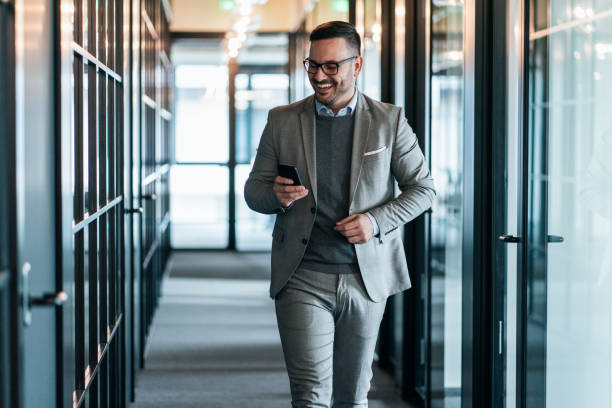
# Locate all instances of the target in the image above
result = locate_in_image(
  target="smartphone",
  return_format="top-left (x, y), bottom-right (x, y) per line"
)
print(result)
top-left (277, 164), bottom-right (303, 186)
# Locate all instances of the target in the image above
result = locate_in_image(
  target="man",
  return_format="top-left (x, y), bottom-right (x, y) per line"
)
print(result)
top-left (244, 21), bottom-right (434, 407)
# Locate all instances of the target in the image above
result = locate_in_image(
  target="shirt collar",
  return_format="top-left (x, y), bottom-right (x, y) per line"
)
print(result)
top-left (314, 89), bottom-right (359, 117)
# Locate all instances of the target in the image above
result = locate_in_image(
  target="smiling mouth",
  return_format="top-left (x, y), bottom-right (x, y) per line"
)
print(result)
top-left (315, 83), bottom-right (333, 91)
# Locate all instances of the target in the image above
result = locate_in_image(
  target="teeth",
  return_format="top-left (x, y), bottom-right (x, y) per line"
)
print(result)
top-left (317, 84), bottom-right (332, 89)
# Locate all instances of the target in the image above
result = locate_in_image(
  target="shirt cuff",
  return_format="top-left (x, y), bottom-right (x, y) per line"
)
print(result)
top-left (365, 212), bottom-right (380, 236)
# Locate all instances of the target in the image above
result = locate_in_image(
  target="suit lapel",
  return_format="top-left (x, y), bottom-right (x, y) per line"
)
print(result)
top-left (349, 93), bottom-right (371, 207)
top-left (299, 96), bottom-right (317, 202)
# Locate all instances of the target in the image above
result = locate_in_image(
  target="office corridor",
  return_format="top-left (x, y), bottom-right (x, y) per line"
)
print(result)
top-left (3, 0), bottom-right (612, 407)
top-left (131, 253), bottom-right (410, 408)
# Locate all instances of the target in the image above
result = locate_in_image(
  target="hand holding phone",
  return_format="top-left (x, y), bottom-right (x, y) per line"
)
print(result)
top-left (274, 164), bottom-right (308, 207)
top-left (277, 164), bottom-right (303, 186)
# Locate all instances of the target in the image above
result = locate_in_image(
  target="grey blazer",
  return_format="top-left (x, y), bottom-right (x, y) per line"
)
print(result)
top-left (244, 93), bottom-right (435, 302)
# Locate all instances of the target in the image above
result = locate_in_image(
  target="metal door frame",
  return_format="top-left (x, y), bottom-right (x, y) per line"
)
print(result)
top-left (0, 0), bottom-right (20, 406)
top-left (58, 0), bottom-right (129, 405)
top-left (402, 0), bottom-right (431, 405)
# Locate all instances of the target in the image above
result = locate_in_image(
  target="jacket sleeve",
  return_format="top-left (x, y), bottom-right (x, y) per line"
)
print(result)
top-left (368, 108), bottom-right (436, 235)
top-left (244, 111), bottom-right (284, 214)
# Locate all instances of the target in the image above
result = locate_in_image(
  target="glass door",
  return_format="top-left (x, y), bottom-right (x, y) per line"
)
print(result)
top-left (171, 62), bottom-right (230, 248)
top-left (429, 1), bottom-right (464, 406)
top-left (171, 34), bottom-right (289, 251)
top-left (515, 0), bottom-right (612, 406)
top-left (503, 0), bottom-right (522, 406)
top-left (234, 71), bottom-right (288, 250)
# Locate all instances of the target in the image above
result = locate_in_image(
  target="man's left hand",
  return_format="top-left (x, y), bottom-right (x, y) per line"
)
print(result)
top-left (334, 214), bottom-right (374, 244)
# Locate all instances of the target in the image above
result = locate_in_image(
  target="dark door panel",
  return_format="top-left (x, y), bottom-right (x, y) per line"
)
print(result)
top-left (0, 0), bottom-right (16, 403)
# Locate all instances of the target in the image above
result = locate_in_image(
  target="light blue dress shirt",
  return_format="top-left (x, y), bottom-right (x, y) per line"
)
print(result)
top-left (313, 91), bottom-right (380, 237)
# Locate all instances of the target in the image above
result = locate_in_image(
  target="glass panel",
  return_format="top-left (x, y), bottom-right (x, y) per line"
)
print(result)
top-left (505, 0), bottom-right (521, 406)
top-left (174, 65), bottom-right (229, 163)
top-left (389, 0), bottom-right (407, 383)
top-left (237, 33), bottom-right (289, 66)
top-left (83, 64), bottom-right (90, 214)
top-left (83, 224), bottom-right (90, 381)
top-left (526, 1), bottom-right (612, 407)
top-left (170, 165), bottom-right (229, 248)
top-left (235, 72), bottom-right (288, 250)
top-left (394, 0), bottom-right (406, 108)
top-left (430, 1), bottom-right (464, 406)
top-left (543, 0), bottom-right (612, 30)
top-left (235, 73), bottom-right (289, 165)
top-left (235, 74), bottom-right (289, 250)
top-left (361, 0), bottom-right (381, 99)
top-left (235, 164), bottom-right (273, 250)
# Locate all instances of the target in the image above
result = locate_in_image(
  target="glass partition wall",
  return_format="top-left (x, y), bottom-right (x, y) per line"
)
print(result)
top-left (517, 0), bottom-right (612, 406)
top-left (358, 0), bottom-right (382, 99)
top-left (171, 60), bottom-right (230, 249)
top-left (235, 71), bottom-right (289, 250)
top-left (429, 1), bottom-right (464, 407)
top-left (171, 34), bottom-right (289, 250)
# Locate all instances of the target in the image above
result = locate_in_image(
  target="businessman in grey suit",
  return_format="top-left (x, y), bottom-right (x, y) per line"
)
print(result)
top-left (244, 21), bottom-right (434, 407)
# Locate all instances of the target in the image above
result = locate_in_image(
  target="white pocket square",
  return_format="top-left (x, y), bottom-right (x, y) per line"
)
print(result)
top-left (364, 146), bottom-right (387, 156)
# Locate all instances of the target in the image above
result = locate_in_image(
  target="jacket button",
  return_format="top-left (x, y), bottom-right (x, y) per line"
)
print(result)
top-left (302, 238), bottom-right (308, 245)
top-left (311, 207), bottom-right (316, 214)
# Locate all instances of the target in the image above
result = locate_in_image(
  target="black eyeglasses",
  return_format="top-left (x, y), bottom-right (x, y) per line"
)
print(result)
top-left (303, 56), bottom-right (358, 75)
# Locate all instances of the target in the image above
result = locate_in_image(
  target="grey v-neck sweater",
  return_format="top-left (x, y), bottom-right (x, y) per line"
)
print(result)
top-left (300, 113), bottom-right (359, 274)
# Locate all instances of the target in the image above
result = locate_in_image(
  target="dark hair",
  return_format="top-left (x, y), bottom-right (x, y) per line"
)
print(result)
top-left (309, 21), bottom-right (361, 56)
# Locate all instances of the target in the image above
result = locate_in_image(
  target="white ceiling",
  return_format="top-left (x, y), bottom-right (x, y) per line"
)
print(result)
top-left (170, 0), bottom-right (315, 33)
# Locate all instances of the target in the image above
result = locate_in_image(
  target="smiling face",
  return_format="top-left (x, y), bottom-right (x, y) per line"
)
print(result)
top-left (307, 37), bottom-right (363, 113)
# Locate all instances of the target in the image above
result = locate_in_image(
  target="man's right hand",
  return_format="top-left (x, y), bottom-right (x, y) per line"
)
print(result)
top-left (273, 176), bottom-right (309, 208)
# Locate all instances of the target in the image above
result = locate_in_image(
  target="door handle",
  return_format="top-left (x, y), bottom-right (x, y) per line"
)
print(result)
top-left (125, 207), bottom-right (144, 214)
top-left (499, 234), bottom-right (521, 243)
top-left (30, 292), bottom-right (69, 306)
top-left (547, 235), bottom-right (564, 243)
top-left (22, 262), bottom-right (69, 327)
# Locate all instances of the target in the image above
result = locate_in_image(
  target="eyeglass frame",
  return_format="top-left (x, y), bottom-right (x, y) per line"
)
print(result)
top-left (303, 56), bottom-right (358, 75)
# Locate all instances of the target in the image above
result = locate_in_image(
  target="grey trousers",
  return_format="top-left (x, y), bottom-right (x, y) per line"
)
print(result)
top-left (275, 267), bottom-right (387, 408)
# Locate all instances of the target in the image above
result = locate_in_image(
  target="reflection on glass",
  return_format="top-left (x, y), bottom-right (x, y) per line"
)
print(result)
top-left (543, 0), bottom-right (610, 30)
top-left (235, 72), bottom-right (288, 250)
top-left (235, 73), bottom-right (289, 164)
top-left (236, 165), bottom-right (273, 250)
top-left (526, 1), bottom-right (612, 407)
top-left (430, 1), bottom-right (463, 406)
top-left (394, 0), bottom-right (406, 108)
top-left (170, 165), bottom-right (229, 248)
top-left (361, 0), bottom-right (381, 99)
top-left (83, 225), bottom-right (90, 377)
top-left (175, 65), bottom-right (229, 163)
top-left (83, 64), bottom-right (90, 214)
top-left (389, 0), bottom-right (407, 384)
top-left (237, 33), bottom-right (289, 66)
top-left (505, 1), bottom-right (521, 406)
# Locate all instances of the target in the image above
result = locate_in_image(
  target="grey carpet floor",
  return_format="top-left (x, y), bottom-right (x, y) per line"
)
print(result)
top-left (132, 252), bottom-right (412, 408)
top-left (169, 251), bottom-right (271, 280)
